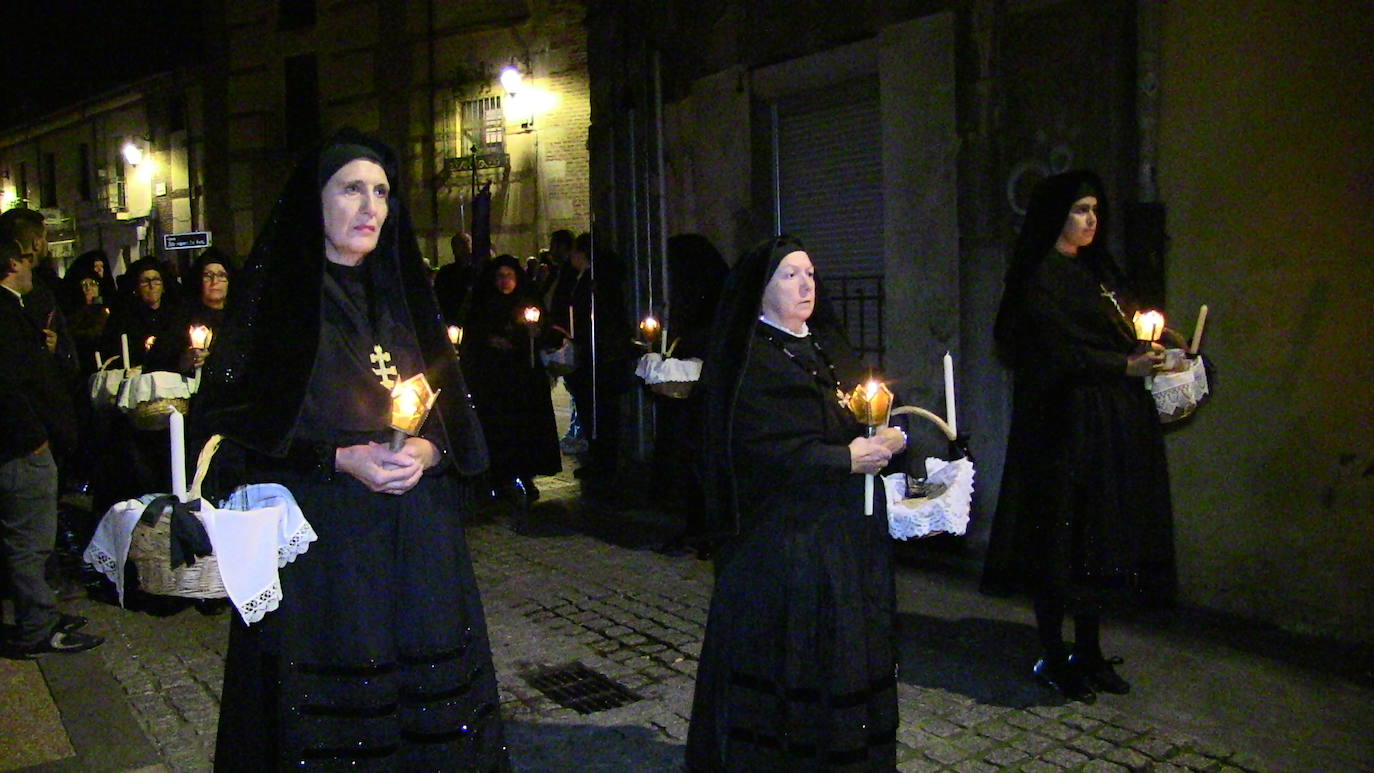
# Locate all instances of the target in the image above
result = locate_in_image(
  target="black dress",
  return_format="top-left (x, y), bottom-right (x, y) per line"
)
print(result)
top-left (687, 324), bottom-right (897, 772)
top-left (211, 263), bottom-right (508, 771)
top-left (461, 287), bottom-right (561, 484)
top-left (983, 250), bottom-right (1176, 608)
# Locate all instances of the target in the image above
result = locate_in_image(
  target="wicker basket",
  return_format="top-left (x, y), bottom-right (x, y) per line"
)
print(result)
top-left (649, 380), bottom-right (695, 399)
top-left (127, 512), bottom-right (227, 599)
top-left (130, 397), bottom-right (190, 431)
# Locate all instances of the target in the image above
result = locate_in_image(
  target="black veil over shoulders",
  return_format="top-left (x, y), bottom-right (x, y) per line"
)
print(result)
top-left (193, 127), bottom-right (486, 474)
top-left (699, 234), bottom-right (858, 538)
top-left (995, 169), bottom-right (1128, 353)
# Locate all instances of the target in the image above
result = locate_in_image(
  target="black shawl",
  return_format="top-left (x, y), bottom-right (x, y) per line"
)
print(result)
top-left (700, 235), bottom-right (864, 538)
top-left (192, 127), bottom-right (487, 476)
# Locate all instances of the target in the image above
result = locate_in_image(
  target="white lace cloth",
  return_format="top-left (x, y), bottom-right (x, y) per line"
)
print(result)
top-left (88, 368), bottom-right (134, 409)
top-left (635, 353), bottom-right (703, 384)
top-left (1147, 355), bottom-right (1209, 420)
top-left (882, 457), bottom-right (976, 540)
top-left (83, 484), bottom-right (316, 625)
top-left (115, 371), bottom-right (198, 411)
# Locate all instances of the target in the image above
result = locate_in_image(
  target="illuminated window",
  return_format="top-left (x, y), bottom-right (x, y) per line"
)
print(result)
top-left (460, 96), bottom-right (504, 154)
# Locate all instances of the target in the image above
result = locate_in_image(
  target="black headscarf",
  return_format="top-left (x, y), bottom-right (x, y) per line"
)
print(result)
top-left (193, 127), bottom-right (486, 473)
top-left (995, 170), bottom-right (1121, 350)
top-left (184, 246), bottom-right (236, 307)
top-left (462, 254), bottom-right (538, 354)
top-left (699, 234), bottom-right (859, 538)
top-left (63, 249), bottom-right (115, 311)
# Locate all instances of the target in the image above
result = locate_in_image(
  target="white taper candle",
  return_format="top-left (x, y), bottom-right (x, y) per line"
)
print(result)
top-left (121, 333), bottom-right (131, 371)
top-left (943, 351), bottom-right (958, 436)
top-left (169, 407), bottom-right (187, 502)
top-left (1190, 304), bottom-right (1209, 354)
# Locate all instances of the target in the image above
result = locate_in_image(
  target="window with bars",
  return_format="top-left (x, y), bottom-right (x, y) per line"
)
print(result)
top-left (460, 96), bottom-right (505, 155)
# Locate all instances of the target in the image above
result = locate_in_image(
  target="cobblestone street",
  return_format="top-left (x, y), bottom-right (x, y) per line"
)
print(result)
top-left (14, 462), bottom-right (1369, 772)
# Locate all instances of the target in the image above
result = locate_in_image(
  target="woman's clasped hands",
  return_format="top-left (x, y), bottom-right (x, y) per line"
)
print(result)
top-left (335, 437), bottom-right (440, 495)
top-left (849, 426), bottom-right (906, 475)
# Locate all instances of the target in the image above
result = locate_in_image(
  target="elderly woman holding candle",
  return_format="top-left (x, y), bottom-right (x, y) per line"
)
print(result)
top-left (101, 257), bottom-right (174, 369)
top-left (461, 253), bottom-right (561, 504)
top-left (983, 170), bottom-right (1176, 703)
top-left (144, 248), bottom-right (233, 375)
top-left (191, 128), bottom-right (508, 770)
top-left (687, 235), bottom-right (906, 772)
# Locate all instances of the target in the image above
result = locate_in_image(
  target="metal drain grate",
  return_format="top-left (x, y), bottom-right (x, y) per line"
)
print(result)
top-left (520, 662), bottom-right (642, 714)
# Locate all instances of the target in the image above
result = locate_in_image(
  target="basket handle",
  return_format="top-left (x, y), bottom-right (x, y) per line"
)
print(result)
top-left (188, 434), bottom-right (224, 502)
top-left (889, 406), bottom-right (956, 442)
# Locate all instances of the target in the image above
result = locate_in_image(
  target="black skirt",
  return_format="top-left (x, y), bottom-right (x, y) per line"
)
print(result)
top-left (214, 470), bottom-right (509, 772)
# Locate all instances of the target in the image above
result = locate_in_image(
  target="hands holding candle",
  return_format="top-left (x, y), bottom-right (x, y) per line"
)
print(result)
top-left (846, 379), bottom-right (897, 515)
top-left (185, 324), bottom-right (214, 371)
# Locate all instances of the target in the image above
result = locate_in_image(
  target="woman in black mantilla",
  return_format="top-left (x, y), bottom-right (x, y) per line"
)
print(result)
top-left (982, 170), bottom-right (1175, 703)
top-left (192, 128), bottom-right (509, 771)
top-left (686, 236), bottom-right (907, 772)
top-left (144, 247), bottom-right (234, 376)
top-left (461, 254), bottom-right (561, 501)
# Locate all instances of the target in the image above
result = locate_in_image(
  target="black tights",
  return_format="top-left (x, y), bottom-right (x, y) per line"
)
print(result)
top-left (1034, 597), bottom-right (1101, 662)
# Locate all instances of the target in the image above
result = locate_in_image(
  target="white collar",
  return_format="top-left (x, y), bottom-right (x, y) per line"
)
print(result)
top-left (1, 284), bottom-right (23, 307)
top-left (758, 313), bottom-right (808, 338)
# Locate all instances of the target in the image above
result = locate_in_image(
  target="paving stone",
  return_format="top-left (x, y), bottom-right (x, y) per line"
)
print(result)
top-left (1020, 760), bottom-right (1067, 773)
top-left (1170, 751), bottom-right (1221, 770)
top-left (1104, 745), bottom-right (1152, 770)
top-left (1006, 712), bottom-right (1048, 730)
top-left (1040, 746), bottom-right (1090, 767)
top-left (953, 758), bottom-right (999, 773)
top-left (1006, 733), bottom-right (1057, 756)
top-left (1069, 734), bottom-right (1115, 757)
top-left (897, 757), bottom-right (945, 773)
top-left (1037, 721), bottom-right (1080, 741)
top-left (1095, 724), bottom-right (1138, 743)
top-left (1129, 736), bottom-right (1177, 759)
top-left (982, 745), bottom-right (1030, 766)
top-left (922, 739), bottom-right (969, 765)
top-left (919, 717), bottom-right (964, 738)
top-left (976, 721), bottom-right (1022, 741)
top-left (1080, 760), bottom-right (1129, 772)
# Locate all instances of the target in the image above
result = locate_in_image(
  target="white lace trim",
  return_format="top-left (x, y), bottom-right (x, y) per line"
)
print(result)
top-left (884, 457), bottom-right (976, 540)
top-left (278, 520), bottom-right (317, 567)
top-left (84, 543), bottom-right (120, 582)
top-left (236, 580), bottom-right (283, 625)
top-left (1148, 356), bottom-right (1209, 420)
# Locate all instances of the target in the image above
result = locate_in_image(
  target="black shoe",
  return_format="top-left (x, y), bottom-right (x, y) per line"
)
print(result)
top-left (519, 478), bottom-right (541, 502)
top-left (1033, 657), bottom-right (1096, 703)
top-left (57, 613), bottom-right (89, 633)
top-left (14, 629), bottom-right (104, 658)
top-left (1070, 653), bottom-right (1131, 694)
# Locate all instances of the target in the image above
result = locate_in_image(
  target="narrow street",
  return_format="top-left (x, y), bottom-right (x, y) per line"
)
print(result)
top-left (4, 453), bottom-right (1371, 771)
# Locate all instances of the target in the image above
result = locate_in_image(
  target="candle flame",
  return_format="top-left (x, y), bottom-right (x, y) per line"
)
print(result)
top-left (639, 315), bottom-right (660, 340)
top-left (144, 335), bottom-right (156, 351)
top-left (523, 306), bottom-right (541, 324)
top-left (188, 325), bottom-right (213, 349)
top-left (1133, 309), bottom-right (1165, 342)
top-left (447, 325), bottom-right (462, 345)
top-left (394, 385), bottom-right (422, 417)
top-left (864, 379), bottom-right (880, 400)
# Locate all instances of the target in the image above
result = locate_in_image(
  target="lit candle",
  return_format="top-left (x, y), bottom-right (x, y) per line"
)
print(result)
top-left (188, 325), bottom-right (213, 350)
top-left (846, 379), bottom-right (894, 516)
top-left (1132, 310), bottom-right (1165, 344)
top-left (121, 333), bottom-right (131, 371)
top-left (943, 351), bottom-right (958, 437)
top-left (1190, 304), bottom-right (1208, 354)
top-left (640, 315), bottom-right (660, 343)
top-left (144, 335), bottom-right (157, 351)
top-left (447, 325), bottom-right (463, 346)
top-left (522, 307), bottom-right (542, 367)
top-left (389, 373), bottom-right (440, 451)
top-left (523, 306), bottom-right (541, 324)
top-left (168, 407), bottom-right (187, 502)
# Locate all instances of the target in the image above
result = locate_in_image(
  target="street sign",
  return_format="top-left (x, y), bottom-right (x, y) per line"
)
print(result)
top-left (163, 231), bottom-right (212, 250)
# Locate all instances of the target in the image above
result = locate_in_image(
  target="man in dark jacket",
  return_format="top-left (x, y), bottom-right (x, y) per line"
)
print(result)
top-left (0, 238), bottom-right (103, 657)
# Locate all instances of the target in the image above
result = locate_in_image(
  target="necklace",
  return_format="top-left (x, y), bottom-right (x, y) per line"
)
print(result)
top-left (758, 329), bottom-right (848, 408)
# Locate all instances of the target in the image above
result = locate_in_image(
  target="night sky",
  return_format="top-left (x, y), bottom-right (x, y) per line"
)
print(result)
top-left (3, 0), bottom-right (202, 130)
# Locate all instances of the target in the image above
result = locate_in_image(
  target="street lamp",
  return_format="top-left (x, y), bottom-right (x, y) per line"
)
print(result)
top-left (500, 65), bottom-right (523, 96)
top-left (122, 141), bottom-right (144, 167)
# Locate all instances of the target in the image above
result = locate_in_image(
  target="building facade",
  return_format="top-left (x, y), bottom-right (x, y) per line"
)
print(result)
top-left (205, 0), bottom-right (592, 264)
top-left (0, 71), bottom-right (206, 277)
top-left (588, 0), bottom-right (1374, 642)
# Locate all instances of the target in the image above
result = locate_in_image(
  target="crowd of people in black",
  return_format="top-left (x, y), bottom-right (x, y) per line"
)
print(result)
top-left (2, 128), bottom-right (1177, 772)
